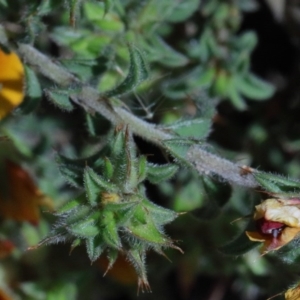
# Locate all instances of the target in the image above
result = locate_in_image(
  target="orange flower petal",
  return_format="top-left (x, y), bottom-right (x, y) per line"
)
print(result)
top-left (0, 48), bottom-right (25, 120)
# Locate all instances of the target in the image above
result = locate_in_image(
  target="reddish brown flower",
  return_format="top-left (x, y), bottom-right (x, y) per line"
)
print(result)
top-left (0, 240), bottom-right (14, 259)
top-left (246, 198), bottom-right (300, 253)
top-left (0, 161), bottom-right (53, 225)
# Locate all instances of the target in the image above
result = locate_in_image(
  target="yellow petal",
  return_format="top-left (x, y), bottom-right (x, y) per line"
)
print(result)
top-left (254, 199), bottom-right (300, 227)
top-left (280, 227), bottom-right (300, 246)
top-left (245, 231), bottom-right (267, 242)
top-left (0, 48), bottom-right (25, 120)
top-left (285, 284), bottom-right (300, 300)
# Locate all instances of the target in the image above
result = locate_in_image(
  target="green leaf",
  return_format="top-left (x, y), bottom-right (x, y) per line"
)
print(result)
top-left (65, 205), bottom-right (91, 225)
top-left (166, 118), bottom-right (211, 140)
top-left (68, 212), bottom-right (100, 238)
top-left (85, 166), bottom-right (118, 193)
top-left (110, 128), bottom-right (125, 157)
top-left (103, 157), bottom-right (114, 179)
top-left (127, 207), bottom-right (169, 245)
top-left (60, 59), bottom-right (98, 81)
top-left (102, 210), bottom-right (121, 248)
top-left (253, 171), bottom-right (300, 196)
top-left (86, 236), bottom-right (104, 262)
top-left (137, 156), bottom-right (147, 183)
top-left (238, 31), bottom-right (257, 51)
top-left (105, 248), bottom-right (119, 272)
top-left (84, 167), bottom-right (102, 206)
top-left (126, 249), bottom-right (149, 288)
top-left (197, 67), bottom-right (215, 87)
top-left (142, 198), bottom-right (178, 226)
top-left (227, 82), bottom-right (247, 110)
top-left (104, 0), bottom-right (113, 16)
top-left (66, 0), bottom-right (82, 27)
top-left (145, 35), bottom-right (188, 67)
top-left (235, 73), bottom-right (275, 100)
top-left (163, 139), bottom-right (195, 167)
top-left (57, 195), bottom-right (85, 214)
top-left (165, 0), bottom-right (200, 23)
top-left (16, 66), bottom-right (41, 114)
top-left (104, 45), bottom-right (148, 97)
top-left (84, 1), bottom-right (105, 20)
top-left (56, 152), bottom-right (104, 188)
top-left (212, 71), bottom-right (230, 97)
top-left (0, 0), bottom-right (8, 7)
top-left (146, 163), bottom-right (179, 184)
top-left (44, 89), bottom-right (74, 112)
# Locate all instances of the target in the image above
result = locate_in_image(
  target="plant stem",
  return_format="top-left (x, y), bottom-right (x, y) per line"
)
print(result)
top-left (18, 43), bottom-right (258, 188)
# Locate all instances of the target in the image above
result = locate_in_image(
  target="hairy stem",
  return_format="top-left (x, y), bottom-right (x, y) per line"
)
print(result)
top-left (18, 43), bottom-right (258, 188)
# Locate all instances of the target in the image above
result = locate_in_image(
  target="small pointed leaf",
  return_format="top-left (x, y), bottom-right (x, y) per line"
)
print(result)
top-left (85, 166), bottom-right (117, 193)
top-left (44, 89), bottom-right (74, 112)
top-left (235, 74), bottom-right (275, 100)
top-left (84, 167), bottom-right (102, 206)
top-left (16, 66), bottom-right (41, 114)
top-left (163, 139), bottom-right (195, 167)
top-left (104, 45), bottom-right (148, 97)
top-left (57, 195), bottom-right (85, 214)
top-left (166, 118), bottom-right (211, 140)
top-left (142, 198), bottom-right (178, 226)
top-left (86, 236), bottom-right (104, 262)
top-left (146, 163), bottom-right (178, 184)
top-left (254, 171), bottom-right (300, 196)
top-left (102, 210), bottom-right (121, 248)
top-left (68, 212), bottom-right (100, 238)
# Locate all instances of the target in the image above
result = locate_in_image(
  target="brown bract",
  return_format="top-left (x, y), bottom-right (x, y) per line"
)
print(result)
top-left (0, 161), bottom-right (53, 225)
top-left (246, 198), bottom-right (300, 253)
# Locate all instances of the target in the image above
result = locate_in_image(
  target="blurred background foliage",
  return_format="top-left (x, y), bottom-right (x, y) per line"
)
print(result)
top-left (1, 0), bottom-right (300, 299)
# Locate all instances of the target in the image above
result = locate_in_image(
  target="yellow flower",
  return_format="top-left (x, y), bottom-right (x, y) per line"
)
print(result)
top-left (285, 283), bottom-right (300, 300)
top-left (0, 161), bottom-right (53, 225)
top-left (0, 48), bottom-right (25, 120)
top-left (246, 198), bottom-right (300, 253)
